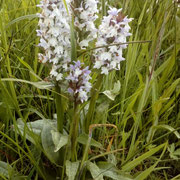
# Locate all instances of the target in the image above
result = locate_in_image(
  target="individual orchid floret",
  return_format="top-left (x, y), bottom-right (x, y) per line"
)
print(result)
top-left (94, 7), bottom-right (133, 75)
top-left (66, 61), bottom-right (92, 103)
top-left (74, 0), bottom-right (99, 48)
top-left (37, 0), bottom-right (71, 80)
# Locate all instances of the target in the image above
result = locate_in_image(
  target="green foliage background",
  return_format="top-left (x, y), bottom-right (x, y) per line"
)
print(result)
top-left (0, 0), bottom-right (180, 179)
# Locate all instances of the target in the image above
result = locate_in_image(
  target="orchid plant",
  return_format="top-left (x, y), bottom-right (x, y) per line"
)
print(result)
top-left (1, 0), bottom-right (179, 179)
top-left (36, 0), bottom-right (133, 178)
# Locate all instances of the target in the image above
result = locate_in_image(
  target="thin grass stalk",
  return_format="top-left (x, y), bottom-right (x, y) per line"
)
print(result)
top-left (0, 131), bottom-right (46, 179)
top-left (83, 73), bottom-right (103, 180)
top-left (120, 35), bottom-right (138, 122)
top-left (104, 128), bottom-right (177, 176)
top-left (55, 85), bottom-right (64, 133)
top-left (0, 79), bottom-right (24, 166)
top-left (146, 76), bottom-right (159, 142)
top-left (79, 123), bottom-right (118, 179)
top-left (85, 74), bottom-right (103, 133)
top-left (0, 79), bottom-right (47, 175)
top-left (127, 76), bottom-right (150, 159)
top-left (127, 7), bottom-right (167, 159)
top-left (146, 9), bottom-right (168, 142)
top-left (134, 142), bottom-right (168, 180)
top-left (0, 8), bottom-right (22, 119)
top-left (122, 127), bottom-right (180, 168)
top-left (120, 0), bottom-right (149, 121)
top-left (174, 1), bottom-right (178, 121)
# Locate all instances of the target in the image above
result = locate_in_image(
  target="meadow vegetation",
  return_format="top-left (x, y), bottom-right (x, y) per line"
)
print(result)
top-left (0, 0), bottom-right (180, 179)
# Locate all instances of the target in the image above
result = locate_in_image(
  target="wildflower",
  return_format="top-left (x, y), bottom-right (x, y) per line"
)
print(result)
top-left (74, 0), bottom-right (99, 48)
top-left (66, 61), bottom-right (92, 103)
top-left (37, 0), bottom-right (71, 80)
top-left (94, 7), bottom-right (133, 74)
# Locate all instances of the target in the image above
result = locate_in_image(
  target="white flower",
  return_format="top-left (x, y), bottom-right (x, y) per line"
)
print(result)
top-left (110, 60), bottom-right (117, 69)
top-left (79, 90), bottom-right (88, 103)
top-left (94, 7), bottom-right (133, 74)
top-left (48, 27), bottom-right (60, 37)
top-left (109, 46), bottom-right (118, 52)
top-left (74, 0), bottom-right (99, 48)
top-left (51, 57), bottom-right (59, 64)
top-left (38, 38), bottom-right (49, 49)
top-left (85, 82), bottom-right (92, 91)
top-left (44, 18), bottom-right (54, 26)
top-left (74, 68), bottom-right (82, 77)
top-left (56, 73), bottom-right (63, 81)
top-left (108, 7), bottom-right (122, 16)
top-left (101, 67), bottom-right (109, 75)
top-left (49, 38), bottom-right (58, 46)
top-left (100, 52), bottom-right (112, 61)
top-left (50, 68), bottom-right (58, 77)
top-left (54, 45), bottom-right (63, 55)
top-left (79, 39), bottom-right (90, 48)
top-left (37, 0), bottom-right (72, 81)
top-left (94, 61), bottom-right (103, 69)
top-left (107, 28), bottom-right (117, 37)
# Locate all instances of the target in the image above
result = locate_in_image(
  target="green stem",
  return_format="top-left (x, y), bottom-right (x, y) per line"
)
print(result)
top-left (80, 136), bottom-right (91, 169)
top-left (85, 74), bottom-right (103, 133)
top-left (70, 103), bottom-right (80, 161)
top-left (55, 85), bottom-right (64, 133)
top-left (101, 0), bottom-right (106, 17)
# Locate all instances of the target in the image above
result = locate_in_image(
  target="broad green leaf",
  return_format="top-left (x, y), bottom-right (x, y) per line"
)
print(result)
top-left (51, 130), bottom-right (68, 152)
top-left (102, 171), bottom-right (132, 180)
top-left (66, 160), bottom-right (79, 180)
top-left (95, 101), bottom-right (109, 124)
top-left (26, 108), bottom-right (46, 119)
top-left (41, 120), bottom-right (59, 164)
top-left (16, 119), bottom-right (45, 144)
top-left (168, 144), bottom-right (180, 160)
top-left (87, 162), bottom-right (104, 180)
top-left (103, 81), bottom-right (121, 101)
top-left (77, 134), bottom-right (103, 149)
top-left (108, 154), bottom-right (117, 166)
top-left (174, 149), bottom-right (180, 156)
top-left (168, 143), bottom-right (175, 153)
top-left (103, 90), bottom-right (117, 101)
top-left (17, 119), bottom-right (52, 136)
top-left (16, 119), bottom-right (57, 144)
top-left (1, 78), bottom-right (54, 90)
top-left (112, 81), bottom-right (121, 94)
top-left (0, 161), bottom-right (13, 178)
top-left (31, 81), bottom-right (54, 89)
top-left (97, 161), bottom-right (133, 180)
top-left (122, 143), bottom-right (165, 171)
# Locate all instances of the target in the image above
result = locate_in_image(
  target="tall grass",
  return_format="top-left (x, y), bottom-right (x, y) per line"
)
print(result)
top-left (0, 0), bottom-right (179, 179)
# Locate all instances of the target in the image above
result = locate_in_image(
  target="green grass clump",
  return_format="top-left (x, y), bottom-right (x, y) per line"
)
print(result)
top-left (0, 0), bottom-right (180, 179)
